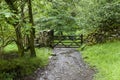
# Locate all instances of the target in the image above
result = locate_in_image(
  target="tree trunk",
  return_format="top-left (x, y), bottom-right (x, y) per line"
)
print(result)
top-left (28, 0), bottom-right (36, 57)
top-left (0, 47), bottom-right (4, 55)
top-left (5, 0), bottom-right (24, 56)
top-left (14, 25), bottom-right (24, 56)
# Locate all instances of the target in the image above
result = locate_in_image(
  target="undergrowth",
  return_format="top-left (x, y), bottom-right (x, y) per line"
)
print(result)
top-left (0, 44), bottom-right (51, 80)
top-left (81, 41), bottom-right (120, 80)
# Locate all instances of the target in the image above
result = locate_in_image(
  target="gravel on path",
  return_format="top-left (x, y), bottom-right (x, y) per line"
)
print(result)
top-left (35, 48), bottom-right (95, 80)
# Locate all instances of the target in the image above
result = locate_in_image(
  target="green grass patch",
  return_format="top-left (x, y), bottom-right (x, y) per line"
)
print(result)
top-left (81, 41), bottom-right (120, 80)
top-left (3, 43), bottom-right (18, 53)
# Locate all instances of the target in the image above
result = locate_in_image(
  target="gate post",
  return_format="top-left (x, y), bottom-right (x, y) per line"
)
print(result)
top-left (81, 34), bottom-right (83, 45)
top-left (49, 29), bottom-right (54, 48)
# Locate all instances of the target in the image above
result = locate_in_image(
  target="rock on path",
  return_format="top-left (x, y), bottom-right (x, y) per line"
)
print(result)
top-left (36, 48), bottom-right (95, 80)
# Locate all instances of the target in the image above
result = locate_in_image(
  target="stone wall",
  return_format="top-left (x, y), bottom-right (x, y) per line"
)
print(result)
top-left (86, 27), bottom-right (120, 45)
top-left (34, 30), bottom-right (54, 47)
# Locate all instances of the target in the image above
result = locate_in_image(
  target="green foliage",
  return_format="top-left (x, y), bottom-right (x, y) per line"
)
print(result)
top-left (0, 1), bottom-right (16, 54)
top-left (81, 41), bottom-right (120, 80)
top-left (98, 2), bottom-right (120, 29)
top-left (33, 0), bottom-right (79, 35)
top-left (33, 0), bottom-right (120, 36)
top-left (0, 58), bottom-right (41, 79)
top-left (73, 0), bottom-right (120, 34)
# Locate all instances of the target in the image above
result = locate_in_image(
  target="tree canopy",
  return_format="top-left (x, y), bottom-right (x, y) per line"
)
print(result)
top-left (0, 0), bottom-right (120, 55)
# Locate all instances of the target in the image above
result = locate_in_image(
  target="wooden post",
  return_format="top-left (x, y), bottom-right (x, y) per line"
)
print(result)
top-left (81, 34), bottom-right (83, 45)
top-left (49, 29), bottom-right (54, 48)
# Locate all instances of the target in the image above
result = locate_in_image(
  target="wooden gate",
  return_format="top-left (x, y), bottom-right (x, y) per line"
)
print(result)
top-left (52, 35), bottom-right (83, 48)
top-left (35, 30), bottom-right (83, 48)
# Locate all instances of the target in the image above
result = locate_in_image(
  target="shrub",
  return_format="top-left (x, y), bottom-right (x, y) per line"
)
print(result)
top-left (0, 57), bottom-right (41, 80)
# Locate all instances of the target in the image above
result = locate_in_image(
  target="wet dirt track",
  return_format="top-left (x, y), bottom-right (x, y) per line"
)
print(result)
top-left (36, 48), bottom-right (95, 80)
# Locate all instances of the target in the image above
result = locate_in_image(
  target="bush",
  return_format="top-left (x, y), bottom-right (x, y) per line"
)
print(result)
top-left (98, 2), bottom-right (120, 29)
top-left (0, 57), bottom-right (41, 80)
top-left (0, 47), bottom-right (51, 80)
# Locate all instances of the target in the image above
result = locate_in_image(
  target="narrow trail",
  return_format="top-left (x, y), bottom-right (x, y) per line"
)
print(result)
top-left (36, 48), bottom-right (95, 80)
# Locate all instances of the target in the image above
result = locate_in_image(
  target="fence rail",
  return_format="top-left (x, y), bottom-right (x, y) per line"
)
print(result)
top-left (52, 34), bottom-right (83, 48)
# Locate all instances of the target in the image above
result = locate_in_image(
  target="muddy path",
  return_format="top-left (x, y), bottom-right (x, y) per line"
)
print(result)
top-left (35, 48), bottom-right (95, 80)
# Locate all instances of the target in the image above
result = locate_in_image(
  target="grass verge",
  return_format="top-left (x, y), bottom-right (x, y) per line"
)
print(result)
top-left (81, 41), bottom-right (120, 80)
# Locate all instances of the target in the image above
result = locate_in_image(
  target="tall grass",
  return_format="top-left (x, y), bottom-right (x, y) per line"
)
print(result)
top-left (35, 48), bottom-right (51, 67)
top-left (81, 41), bottom-right (120, 80)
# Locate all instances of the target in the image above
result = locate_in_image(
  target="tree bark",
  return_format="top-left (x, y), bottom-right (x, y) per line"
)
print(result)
top-left (28, 0), bottom-right (36, 57)
top-left (15, 26), bottom-right (24, 56)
